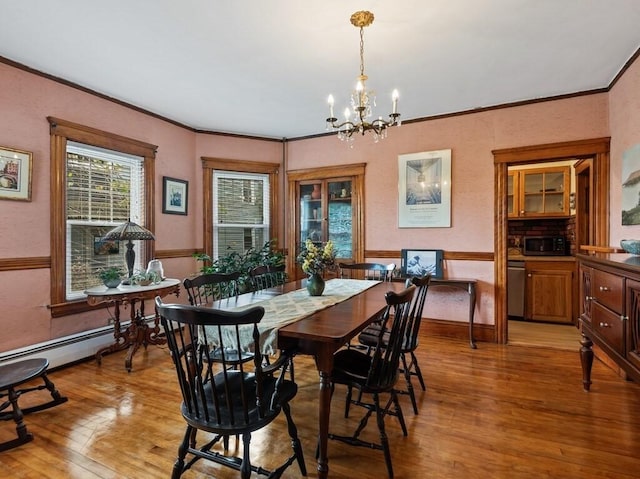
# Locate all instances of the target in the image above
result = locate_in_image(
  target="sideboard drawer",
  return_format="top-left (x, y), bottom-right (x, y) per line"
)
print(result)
top-left (592, 269), bottom-right (624, 314)
top-left (591, 302), bottom-right (625, 355)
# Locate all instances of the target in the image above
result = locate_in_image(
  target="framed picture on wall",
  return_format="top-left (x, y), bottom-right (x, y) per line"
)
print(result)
top-left (398, 149), bottom-right (451, 227)
top-left (0, 145), bottom-right (32, 201)
top-left (162, 176), bottom-right (188, 215)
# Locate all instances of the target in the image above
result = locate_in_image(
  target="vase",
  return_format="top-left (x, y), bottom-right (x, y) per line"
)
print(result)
top-left (306, 273), bottom-right (325, 296)
top-left (311, 184), bottom-right (321, 199)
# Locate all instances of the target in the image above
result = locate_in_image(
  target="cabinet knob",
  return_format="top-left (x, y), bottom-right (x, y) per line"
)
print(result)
top-left (599, 286), bottom-right (610, 292)
top-left (599, 321), bottom-right (610, 328)
top-left (527, 273), bottom-right (532, 278)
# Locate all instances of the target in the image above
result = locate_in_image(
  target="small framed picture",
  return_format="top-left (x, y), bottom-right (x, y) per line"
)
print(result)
top-left (94, 236), bottom-right (120, 255)
top-left (0, 146), bottom-right (33, 201)
top-left (162, 176), bottom-right (188, 215)
top-left (400, 249), bottom-right (444, 279)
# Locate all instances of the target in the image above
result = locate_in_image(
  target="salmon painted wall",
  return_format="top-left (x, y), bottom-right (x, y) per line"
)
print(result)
top-left (0, 62), bottom-right (283, 352)
top-left (286, 94), bottom-right (609, 325)
top-left (609, 56), bottom-right (640, 245)
top-left (0, 52), bottom-right (627, 352)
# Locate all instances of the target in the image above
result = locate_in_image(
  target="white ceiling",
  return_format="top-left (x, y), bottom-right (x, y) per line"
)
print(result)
top-left (2, 1), bottom-right (640, 139)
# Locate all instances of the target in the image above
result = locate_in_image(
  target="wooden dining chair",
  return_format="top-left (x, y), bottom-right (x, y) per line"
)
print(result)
top-left (328, 284), bottom-right (416, 479)
top-left (249, 264), bottom-right (286, 291)
top-left (183, 272), bottom-right (251, 366)
top-left (183, 272), bottom-right (241, 305)
top-left (155, 297), bottom-right (306, 479)
top-left (338, 262), bottom-right (396, 282)
top-left (358, 274), bottom-right (431, 414)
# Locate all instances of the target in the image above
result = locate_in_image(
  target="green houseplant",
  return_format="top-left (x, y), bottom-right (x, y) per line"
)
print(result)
top-left (193, 239), bottom-right (285, 292)
top-left (98, 267), bottom-right (123, 288)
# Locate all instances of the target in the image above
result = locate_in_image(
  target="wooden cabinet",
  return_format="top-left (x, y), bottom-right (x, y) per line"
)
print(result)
top-left (287, 164), bottom-right (365, 280)
top-left (508, 166), bottom-right (571, 217)
top-left (578, 254), bottom-right (640, 390)
top-left (525, 260), bottom-right (575, 324)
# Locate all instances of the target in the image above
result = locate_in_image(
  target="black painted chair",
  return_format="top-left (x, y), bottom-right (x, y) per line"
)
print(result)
top-left (358, 274), bottom-right (431, 414)
top-left (328, 285), bottom-right (416, 478)
top-left (183, 271), bottom-right (241, 305)
top-left (249, 264), bottom-right (286, 291)
top-left (155, 297), bottom-right (306, 479)
top-left (338, 262), bottom-right (395, 282)
top-left (0, 358), bottom-right (68, 451)
top-left (183, 272), bottom-right (252, 367)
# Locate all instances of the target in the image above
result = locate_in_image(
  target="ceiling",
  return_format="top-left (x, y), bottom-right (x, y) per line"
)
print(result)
top-left (2, 1), bottom-right (640, 140)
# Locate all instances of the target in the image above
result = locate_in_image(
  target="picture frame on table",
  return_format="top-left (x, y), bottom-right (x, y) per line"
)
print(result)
top-left (400, 249), bottom-right (444, 279)
top-left (162, 176), bottom-right (188, 215)
top-left (398, 149), bottom-right (451, 227)
top-left (0, 145), bottom-right (33, 201)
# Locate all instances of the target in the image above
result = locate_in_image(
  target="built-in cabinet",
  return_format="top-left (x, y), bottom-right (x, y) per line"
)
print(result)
top-left (287, 164), bottom-right (365, 280)
top-left (578, 254), bottom-right (640, 390)
top-left (525, 260), bottom-right (575, 324)
top-left (508, 166), bottom-right (571, 218)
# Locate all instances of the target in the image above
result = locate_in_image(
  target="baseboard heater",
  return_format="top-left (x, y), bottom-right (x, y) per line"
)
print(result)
top-left (0, 317), bottom-right (157, 369)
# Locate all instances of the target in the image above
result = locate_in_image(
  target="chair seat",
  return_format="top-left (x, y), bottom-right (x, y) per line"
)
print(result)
top-left (184, 371), bottom-right (298, 434)
top-left (0, 359), bottom-right (49, 391)
top-left (0, 358), bottom-right (68, 452)
top-left (333, 349), bottom-right (400, 394)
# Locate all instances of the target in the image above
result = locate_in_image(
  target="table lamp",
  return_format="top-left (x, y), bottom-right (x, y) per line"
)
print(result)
top-left (102, 220), bottom-right (155, 278)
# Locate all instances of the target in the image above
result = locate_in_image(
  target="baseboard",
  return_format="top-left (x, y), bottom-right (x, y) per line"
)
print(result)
top-left (0, 317), bottom-right (155, 369)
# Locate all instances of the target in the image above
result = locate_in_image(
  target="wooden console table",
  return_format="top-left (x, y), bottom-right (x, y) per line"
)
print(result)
top-left (396, 277), bottom-right (478, 348)
top-left (85, 279), bottom-right (180, 371)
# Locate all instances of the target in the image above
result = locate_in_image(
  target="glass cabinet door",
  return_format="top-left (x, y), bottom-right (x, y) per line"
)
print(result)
top-left (521, 169), bottom-right (567, 215)
top-left (299, 182), bottom-right (324, 245)
top-left (327, 180), bottom-right (353, 259)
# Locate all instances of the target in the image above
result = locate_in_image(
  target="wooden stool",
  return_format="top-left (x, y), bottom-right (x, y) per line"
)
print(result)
top-left (0, 358), bottom-right (68, 451)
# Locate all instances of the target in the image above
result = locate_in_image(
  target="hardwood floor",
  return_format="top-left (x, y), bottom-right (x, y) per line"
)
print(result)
top-left (508, 319), bottom-right (581, 351)
top-left (1, 331), bottom-right (639, 478)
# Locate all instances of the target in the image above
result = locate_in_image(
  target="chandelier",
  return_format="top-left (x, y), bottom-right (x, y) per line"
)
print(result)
top-left (326, 11), bottom-right (400, 143)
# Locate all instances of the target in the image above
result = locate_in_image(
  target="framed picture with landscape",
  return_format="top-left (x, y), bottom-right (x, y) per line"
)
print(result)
top-left (162, 176), bottom-right (188, 215)
top-left (400, 249), bottom-right (443, 279)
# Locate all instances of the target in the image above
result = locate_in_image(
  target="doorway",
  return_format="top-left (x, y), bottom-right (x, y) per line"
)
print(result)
top-left (493, 138), bottom-right (611, 345)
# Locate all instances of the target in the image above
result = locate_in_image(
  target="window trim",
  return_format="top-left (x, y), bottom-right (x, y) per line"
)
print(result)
top-left (201, 157), bottom-right (279, 258)
top-left (48, 117), bottom-right (157, 317)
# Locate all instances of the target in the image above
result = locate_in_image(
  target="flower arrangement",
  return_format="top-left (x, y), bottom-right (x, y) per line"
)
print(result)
top-left (297, 239), bottom-right (336, 276)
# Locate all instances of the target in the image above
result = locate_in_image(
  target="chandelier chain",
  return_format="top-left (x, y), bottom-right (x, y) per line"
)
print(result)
top-left (359, 26), bottom-right (365, 78)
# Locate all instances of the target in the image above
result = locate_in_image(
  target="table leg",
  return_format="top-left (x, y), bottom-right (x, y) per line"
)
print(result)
top-left (95, 300), bottom-right (130, 364)
top-left (315, 350), bottom-right (334, 479)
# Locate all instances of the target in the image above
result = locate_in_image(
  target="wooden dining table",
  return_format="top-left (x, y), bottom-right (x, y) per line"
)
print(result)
top-left (213, 278), bottom-right (406, 479)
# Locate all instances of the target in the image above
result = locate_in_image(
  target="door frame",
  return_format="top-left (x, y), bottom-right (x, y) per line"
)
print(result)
top-left (493, 138), bottom-right (610, 343)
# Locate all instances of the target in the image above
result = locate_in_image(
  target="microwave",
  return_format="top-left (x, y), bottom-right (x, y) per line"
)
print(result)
top-left (523, 236), bottom-right (566, 256)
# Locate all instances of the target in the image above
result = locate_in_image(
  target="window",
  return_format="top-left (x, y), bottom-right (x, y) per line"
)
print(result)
top-left (49, 117), bottom-right (156, 317)
top-left (65, 142), bottom-right (145, 299)
top-left (201, 158), bottom-right (280, 261)
top-left (213, 171), bottom-right (269, 258)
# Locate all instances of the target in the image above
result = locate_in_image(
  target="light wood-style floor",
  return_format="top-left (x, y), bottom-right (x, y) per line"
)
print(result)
top-left (508, 319), bottom-right (581, 351)
top-left (2, 330), bottom-right (639, 478)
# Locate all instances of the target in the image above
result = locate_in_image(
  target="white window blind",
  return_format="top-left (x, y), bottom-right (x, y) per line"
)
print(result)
top-left (65, 142), bottom-right (145, 300)
top-left (213, 171), bottom-right (270, 258)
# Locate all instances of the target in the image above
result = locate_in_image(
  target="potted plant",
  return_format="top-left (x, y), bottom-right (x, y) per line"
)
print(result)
top-left (130, 270), bottom-right (159, 286)
top-left (98, 267), bottom-right (123, 288)
top-left (296, 239), bottom-right (336, 296)
top-left (193, 239), bottom-right (285, 293)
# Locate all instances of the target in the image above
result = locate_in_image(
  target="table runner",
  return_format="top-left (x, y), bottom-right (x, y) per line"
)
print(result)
top-left (203, 278), bottom-right (381, 355)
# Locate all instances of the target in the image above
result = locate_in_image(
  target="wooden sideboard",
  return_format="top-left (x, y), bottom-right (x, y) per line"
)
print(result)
top-left (577, 254), bottom-right (640, 390)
